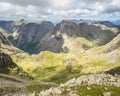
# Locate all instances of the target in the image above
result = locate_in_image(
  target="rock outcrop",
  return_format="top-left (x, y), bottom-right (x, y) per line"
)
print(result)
top-left (105, 66), bottom-right (120, 75)
top-left (39, 74), bottom-right (120, 96)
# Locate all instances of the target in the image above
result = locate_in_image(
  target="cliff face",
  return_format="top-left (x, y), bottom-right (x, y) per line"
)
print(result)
top-left (9, 21), bottom-right (54, 54)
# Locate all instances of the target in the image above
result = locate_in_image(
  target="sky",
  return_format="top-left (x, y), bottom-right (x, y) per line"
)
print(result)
top-left (0, 0), bottom-right (120, 21)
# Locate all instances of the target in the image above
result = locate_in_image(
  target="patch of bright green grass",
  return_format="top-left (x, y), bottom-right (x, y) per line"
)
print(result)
top-left (62, 85), bottom-right (120, 96)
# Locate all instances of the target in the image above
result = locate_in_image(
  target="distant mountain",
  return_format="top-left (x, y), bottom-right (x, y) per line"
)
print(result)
top-left (73, 19), bottom-right (119, 28)
top-left (0, 21), bottom-right (14, 33)
top-left (96, 21), bottom-right (118, 28)
top-left (112, 20), bottom-right (120, 25)
top-left (72, 19), bottom-right (96, 24)
top-left (0, 19), bottom-right (28, 34)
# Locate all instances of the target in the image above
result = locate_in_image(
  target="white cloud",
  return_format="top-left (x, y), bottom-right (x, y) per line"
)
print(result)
top-left (0, 0), bottom-right (119, 20)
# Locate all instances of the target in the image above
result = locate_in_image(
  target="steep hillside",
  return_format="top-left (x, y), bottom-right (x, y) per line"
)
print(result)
top-left (0, 19), bottom-right (28, 34)
top-left (0, 31), bottom-right (33, 78)
top-left (2, 19), bottom-right (116, 54)
top-left (0, 31), bottom-right (11, 46)
top-left (0, 21), bottom-right (14, 33)
top-left (37, 20), bottom-right (116, 53)
top-left (8, 21), bottom-right (54, 54)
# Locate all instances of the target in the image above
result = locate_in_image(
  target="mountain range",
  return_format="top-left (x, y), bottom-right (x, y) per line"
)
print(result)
top-left (0, 19), bottom-right (120, 95)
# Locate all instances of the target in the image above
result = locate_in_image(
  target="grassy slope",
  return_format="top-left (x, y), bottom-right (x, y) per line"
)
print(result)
top-left (9, 33), bottom-right (120, 85)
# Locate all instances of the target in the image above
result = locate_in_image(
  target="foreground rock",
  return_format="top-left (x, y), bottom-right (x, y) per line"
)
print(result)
top-left (9, 74), bottom-right (120, 96)
top-left (39, 74), bottom-right (120, 96)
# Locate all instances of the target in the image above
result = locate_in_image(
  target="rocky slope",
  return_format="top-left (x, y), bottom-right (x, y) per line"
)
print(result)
top-left (0, 19), bottom-right (28, 34)
top-left (0, 31), bottom-right (32, 78)
top-left (9, 21), bottom-right (54, 54)
top-left (0, 51), bottom-right (16, 73)
top-left (36, 20), bottom-right (117, 53)
top-left (1, 19), bottom-right (116, 54)
top-left (39, 74), bottom-right (120, 96)
top-left (0, 31), bottom-right (11, 46)
top-left (96, 21), bottom-right (118, 28)
top-left (0, 21), bottom-right (15, 33)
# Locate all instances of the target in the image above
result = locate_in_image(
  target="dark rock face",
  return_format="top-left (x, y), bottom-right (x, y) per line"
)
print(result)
top-left (10, 21), bottom-right (54, 54)
top-left (37, 32), bottom-right (64, 53)
top-left (105, 66), bottom-right (120, 75)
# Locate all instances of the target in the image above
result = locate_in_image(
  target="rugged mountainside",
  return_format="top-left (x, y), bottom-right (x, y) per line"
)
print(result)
top-left (8, 21), bottom-right (54, 54)
top-left (0, 19), bottom-right (118, 54)
top-left (0, 19), bottom-right (120, 95)
top-left (37, 20), bottom-right (116, 53)
top-left (0, 19), bottom-right (28, 33)
top-left (0, 21), bottom-right (15, 33)
top-left (0, 31), bottom-right (32, 79)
